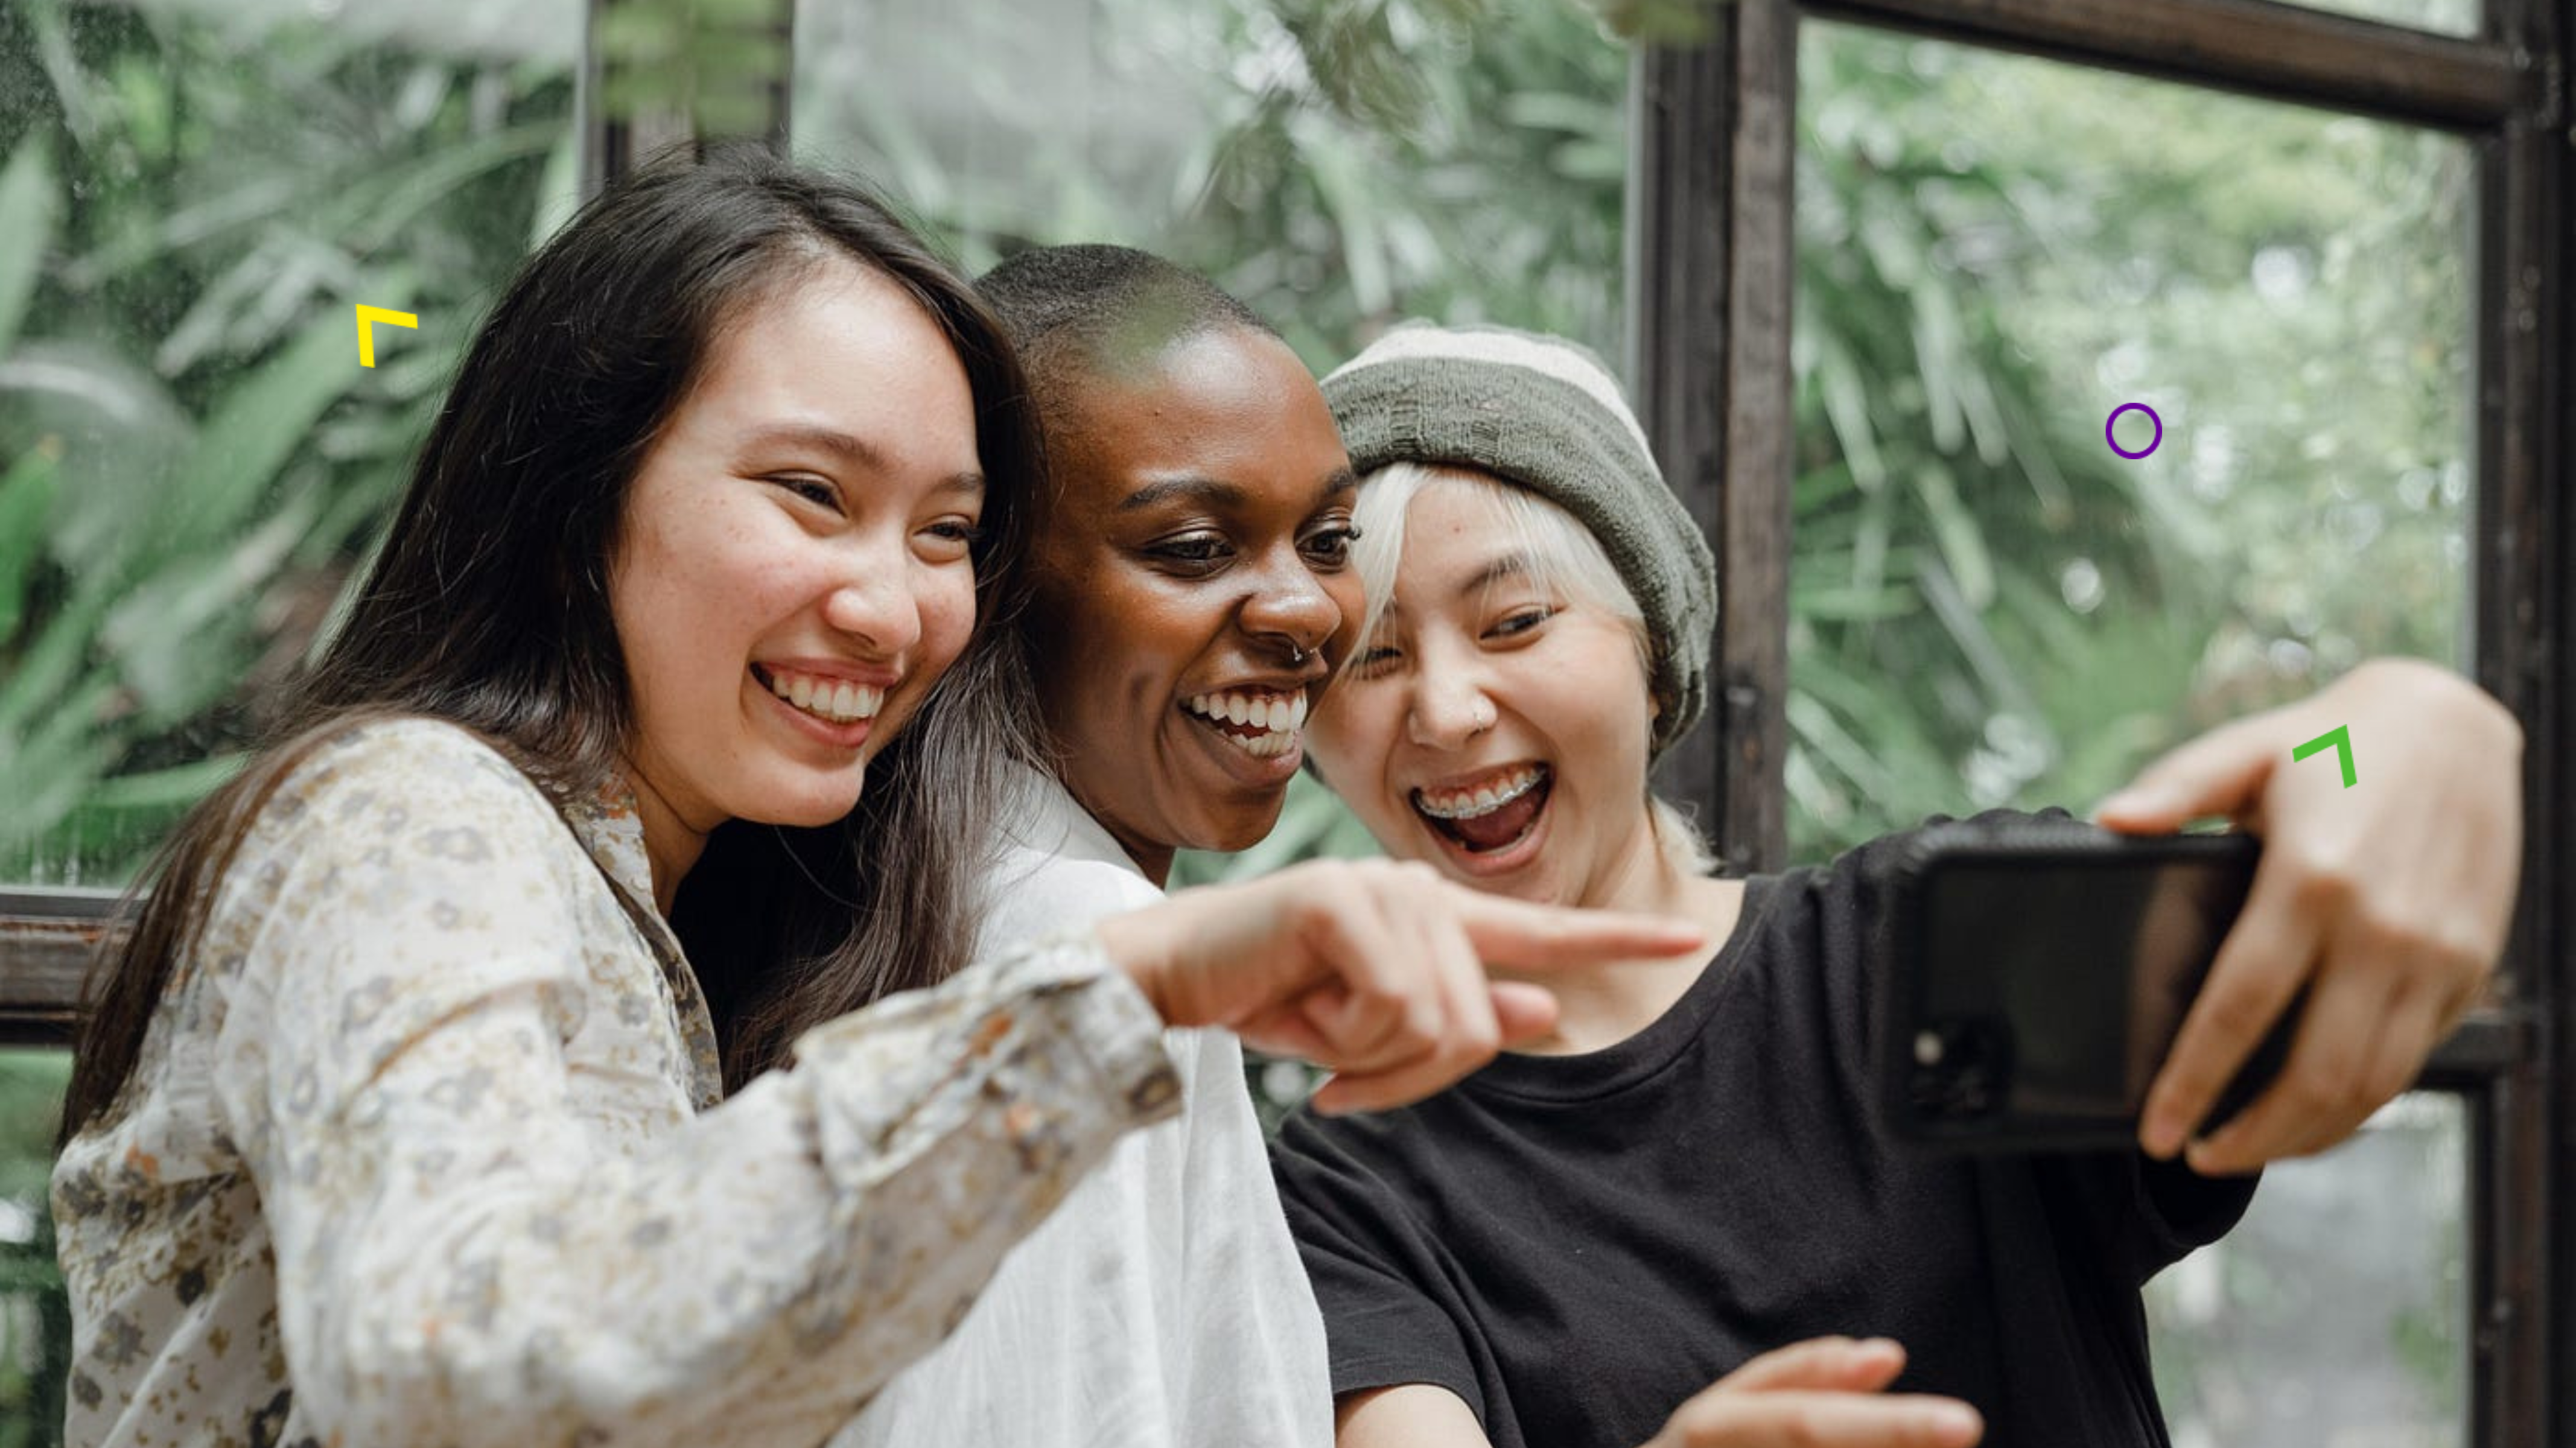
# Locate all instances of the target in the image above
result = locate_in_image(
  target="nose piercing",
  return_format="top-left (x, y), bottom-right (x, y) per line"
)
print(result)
top-left (1285, 642), bottom-right (1309, 665)
top-left (1469, 700), bottom-right (1496, 731)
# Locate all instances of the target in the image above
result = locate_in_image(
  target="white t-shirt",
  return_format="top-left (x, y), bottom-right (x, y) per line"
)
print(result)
top-left (835, 765), bottom-right (1335, 1448)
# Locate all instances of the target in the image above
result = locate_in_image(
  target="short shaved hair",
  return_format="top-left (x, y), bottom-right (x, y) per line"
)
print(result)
top-left (976, 244), bottom-right (1279, 427)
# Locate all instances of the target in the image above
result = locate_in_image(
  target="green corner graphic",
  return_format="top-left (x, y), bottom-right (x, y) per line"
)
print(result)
top-left (2292, 724), bottom-right (2356, 789)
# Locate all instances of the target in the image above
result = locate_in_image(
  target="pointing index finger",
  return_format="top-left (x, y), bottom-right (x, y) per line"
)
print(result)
top-left (1449, 888), bottom-right (1708, 971)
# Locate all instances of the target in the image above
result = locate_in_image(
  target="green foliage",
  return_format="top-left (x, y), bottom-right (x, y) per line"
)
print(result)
top-left (1782, 25), bottom-right (2466, 857)
top-left (0, 0), bottom-right (579, 885)
top-left (800, 0), bottom-right (1630, 370)
top-left (0, 1052), bottom-right (68, 1448)
top-left (597, 0), bottom-right (792, 138)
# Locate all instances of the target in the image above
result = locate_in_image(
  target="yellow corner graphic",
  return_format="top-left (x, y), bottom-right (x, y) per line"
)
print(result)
top-left (354, 304), bottom-right (419, 368)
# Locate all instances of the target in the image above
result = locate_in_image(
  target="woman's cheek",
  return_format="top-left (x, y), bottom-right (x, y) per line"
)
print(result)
top-left (1319, 700), bottom-right (1400, 822)
top-left (924, 567), bottom-right (981, 667)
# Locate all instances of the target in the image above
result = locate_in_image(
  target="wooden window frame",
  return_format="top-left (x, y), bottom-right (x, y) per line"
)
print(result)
top-left (1630, 2), bottom-right (2571, 1444)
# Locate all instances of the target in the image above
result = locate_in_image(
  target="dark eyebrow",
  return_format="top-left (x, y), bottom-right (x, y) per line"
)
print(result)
top-left (1117, 477), bottom-right (1245, 513)
top-left (746, 422), bottom-right (983, 494)
top-left (1120, 468), bottom-right (1358, 515)
top-left (742, 422), bottom-right (886, 469)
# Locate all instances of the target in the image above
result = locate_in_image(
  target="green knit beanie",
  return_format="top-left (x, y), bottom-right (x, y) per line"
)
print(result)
top-left (1320, 322), bottom-right (1719, 759)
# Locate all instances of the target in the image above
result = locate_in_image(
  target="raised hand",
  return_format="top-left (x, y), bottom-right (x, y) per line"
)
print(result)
top-left (2097, 656), bottom-right (2520, 1173)
top-left (1641, 1338), bottom-right (1983, 1448)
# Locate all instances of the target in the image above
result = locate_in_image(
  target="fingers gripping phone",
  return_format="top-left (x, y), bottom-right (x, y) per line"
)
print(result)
top-left (1880, 819), bottom-right (2294, 1152)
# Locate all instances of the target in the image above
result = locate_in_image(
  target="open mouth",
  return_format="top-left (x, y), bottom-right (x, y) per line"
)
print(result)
top-left (1181, 688), bottom-right (1309, 760)
top-left (1411, 763), bottom-right (1552, 854)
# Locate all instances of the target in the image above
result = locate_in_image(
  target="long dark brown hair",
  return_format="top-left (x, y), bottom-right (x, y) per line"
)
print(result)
top-left (62, 148), bottom-right (1046, 1138)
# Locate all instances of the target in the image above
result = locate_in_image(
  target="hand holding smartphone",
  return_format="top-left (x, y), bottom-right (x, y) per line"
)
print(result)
top-left (1880, 818), bottom-right (2297, 1154)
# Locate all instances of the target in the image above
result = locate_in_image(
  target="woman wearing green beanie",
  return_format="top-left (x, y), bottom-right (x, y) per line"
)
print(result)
top-left (1270, 322), bottom-right (2522, 1448)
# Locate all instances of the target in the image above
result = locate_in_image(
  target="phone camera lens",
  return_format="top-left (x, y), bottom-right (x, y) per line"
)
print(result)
top-left (1910, 1019), bottom-right (2008, 1123)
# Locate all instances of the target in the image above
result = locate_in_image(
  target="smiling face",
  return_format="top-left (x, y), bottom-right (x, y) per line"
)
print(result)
top-left (1306, 471), bottom-right (1664, 909)
top-left (1026, 324), bottom-right (1364, 880)
top-left (609, 258), bottom-right (987, 891)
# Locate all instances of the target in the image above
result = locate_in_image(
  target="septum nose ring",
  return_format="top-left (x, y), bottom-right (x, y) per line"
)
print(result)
top-left (1285, 642), bottom-right (1309, 665)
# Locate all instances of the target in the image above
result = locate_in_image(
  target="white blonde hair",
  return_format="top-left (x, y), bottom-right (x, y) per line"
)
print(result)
top-left (1344, 462), bottom-right (1717, 877)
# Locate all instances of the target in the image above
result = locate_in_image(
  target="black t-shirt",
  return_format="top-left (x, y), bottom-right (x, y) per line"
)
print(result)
top-left (1270, 813), bottom-right (2258, 1448)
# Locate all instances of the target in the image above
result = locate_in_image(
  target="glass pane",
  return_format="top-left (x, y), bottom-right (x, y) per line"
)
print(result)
top-left (0, 0), bottom-right (584, 886)
top-left (1787, 24), bottom-right (2471, 861)
top-left (1795, 27), bottom-right (2474, 1447)
top-left (2272, 0), bottom-right (2479, 38)
top-left (790, 0), bottom-right (1631, 886)
top-left (0, 1049), bottom-right (69, 1444)
top-left (2148, 1093), bottom-right (2469, 1448)
top-left (790, 0), bottom-right (1629, 452)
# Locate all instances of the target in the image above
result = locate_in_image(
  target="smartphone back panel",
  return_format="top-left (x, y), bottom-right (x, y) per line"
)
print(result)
top-left (1881, 819), bottom-right (2273, 1152)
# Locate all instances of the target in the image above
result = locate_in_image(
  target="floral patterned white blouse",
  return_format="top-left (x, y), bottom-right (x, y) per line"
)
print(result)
top-left (51, 717), bottom-right (1181, 1448)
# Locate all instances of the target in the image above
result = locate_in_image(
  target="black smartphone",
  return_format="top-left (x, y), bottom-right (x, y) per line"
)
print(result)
top-left (1879, 818), bottom-right (2294, 1153)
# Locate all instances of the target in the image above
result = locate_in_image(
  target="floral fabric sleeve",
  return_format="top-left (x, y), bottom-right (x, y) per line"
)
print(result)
top-left (208, 729), bottom-right (1179, 1447)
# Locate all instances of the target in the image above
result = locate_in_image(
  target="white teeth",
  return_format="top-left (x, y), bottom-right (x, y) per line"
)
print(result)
top-left (1181, 687), bottom-right (1309, 760)
top-left (764, 667), bottom-right (886, 725)
top-left (1414, 766), bottom-right (1548, 821)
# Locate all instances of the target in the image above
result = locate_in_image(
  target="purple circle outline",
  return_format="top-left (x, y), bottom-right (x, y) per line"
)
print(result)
top-left (2107, 402), bottom-right (2163, 460)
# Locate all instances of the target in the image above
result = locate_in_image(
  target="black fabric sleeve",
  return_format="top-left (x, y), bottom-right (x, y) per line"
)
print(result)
top-left (1830, 808), bottom-right (2259, 1286)
top-left (2035, 1149), bottom-right (2258, 1288)
top-left (1269, 1113), bottom-right (1489, 1423)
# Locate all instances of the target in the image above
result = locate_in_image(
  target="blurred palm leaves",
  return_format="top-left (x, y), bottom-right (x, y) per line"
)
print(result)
top-left (596, 0), bottom-right (791, 139)
top-left (0, 1050), bottom-right (66, 1448)
top-left (0, 0), bottom-right (578, 883)
top-left (1784, 27), bottom-right (2466, 856)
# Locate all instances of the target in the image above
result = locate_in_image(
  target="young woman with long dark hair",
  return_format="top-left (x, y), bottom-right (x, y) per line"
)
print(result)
top-left (48, 165), bottom-right (1700, 1448)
